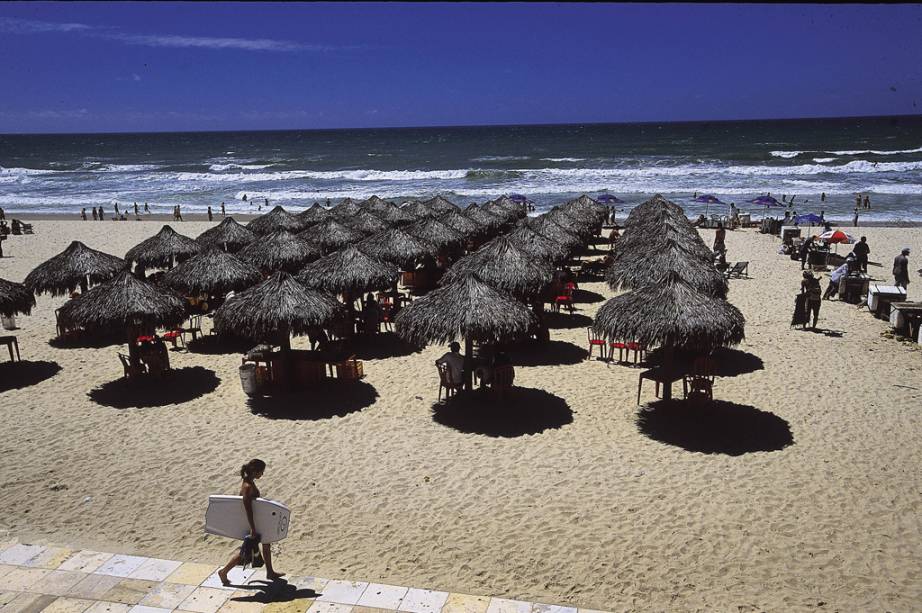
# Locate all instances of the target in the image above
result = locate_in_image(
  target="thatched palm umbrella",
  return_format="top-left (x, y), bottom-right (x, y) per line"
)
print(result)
top-left (57, 270), bottom-right (187, 370)
top-left (626, 194), bottom-right (687, 225)
top-left (524, 217), bottom-right (582, 252)
top-left (464, 207), bottom-right (506, 233)
top-left (545, 208), bottom-right (594, 238)
top-left (348, 210), bottom-right (392, 236)
top-left (504, 225), bottom-right (570, 263)
top-left (0, 278), bottom-right (36, 318)
top-left (25, 241), bottom-right (126, 296)
top-left (395, 274), bottom-right (536, 390)
top-left (482, 197), bottom-right (522, 222)
top-left (375, 204), bottom-right (416, 226)
top-left (567, 194), bottom-right (609, 223)
top-left (304, 219), bottom-right (365, 253)
top-left (196, 217), bottom-right (256, 253)
top-left (247, 205), bottom-right (303, 236)
top-left (406, 217), bottom-right (465, 251)
top-left (438, 210), bottom-right (483, 237)
top-left (465, 202), bottom-right (480, 211)
top-left (593, 279), bottom-right (744, 353)
top-left (159, 249), bottom-right (262, 297)
top-left (332, 199), bottom-right (363, 219)
top-left (360, 195), bottom-right (395, 213)
top-left (357, 228), bottom-right (437, 269)
top-left (606, 245), bottom-right (728, 298)
top-left (422, 195), bottom-right (459, 214)
top-left (401, 200), bottom-right (436, 219)
top-left (441, 236), bottom-right (553, 300)
top-left (297, 246), bottom-right (399, 311)
top-left (611, 222), bottom-right (715, 264)
top-left (237, 230), bottom-right (321, 273)
top-left (214, 272), bottom-right (344, 373)
top-left (125, 225), bottom-right (201, 270)
top-left (297, 203), bottom-right (332, 227)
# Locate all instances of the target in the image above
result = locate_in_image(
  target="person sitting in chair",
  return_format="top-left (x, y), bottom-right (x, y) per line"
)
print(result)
top-left (436, 341), bottom-right (465, 387)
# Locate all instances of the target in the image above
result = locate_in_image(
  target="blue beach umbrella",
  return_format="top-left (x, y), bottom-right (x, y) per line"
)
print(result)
top-left (507, 194), bottom-right (529, 203)
top-left (748, 195), bottom-right (783, 207)
top-left (596, 194), bottom-right (624, 204)
top-left (692, 194), bottom-right (725, 205)
top-left (794, 213), bottom-right (824, 225)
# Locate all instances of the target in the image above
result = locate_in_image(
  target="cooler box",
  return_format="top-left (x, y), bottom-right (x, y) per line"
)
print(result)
top-left (1, 315), bottom-right (15, 330)
top-left (781, 226), bottom-right (802, 242)
top-left (239, 363), bottom-right (259, 396)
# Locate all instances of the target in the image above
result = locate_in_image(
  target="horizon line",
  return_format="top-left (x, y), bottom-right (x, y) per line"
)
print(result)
top-left (2, 112), bottom-right (920, 137)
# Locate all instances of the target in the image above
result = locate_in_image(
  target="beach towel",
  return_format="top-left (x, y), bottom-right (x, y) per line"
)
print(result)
top-left (791, 293), bottom-right (809, 327)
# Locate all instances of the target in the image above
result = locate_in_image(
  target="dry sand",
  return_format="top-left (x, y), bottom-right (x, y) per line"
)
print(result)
top-left (1, 219), bottom-right (921, 612)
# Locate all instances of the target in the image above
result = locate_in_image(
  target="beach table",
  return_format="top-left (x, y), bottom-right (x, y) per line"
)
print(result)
top-left (839, 273), bottom-right (871, 304)
top-left (0, 335), bottom-right (20, 361)
top-left (888, 302), bottom-right (922, 338)
top-left (867, 284), bottom-right (907, 318)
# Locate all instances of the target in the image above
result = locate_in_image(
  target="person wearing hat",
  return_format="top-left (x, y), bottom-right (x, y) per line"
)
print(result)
top-left (801, 270), bottom-right (822, 329)
top-left (893, 247), bottom-right (911, 290)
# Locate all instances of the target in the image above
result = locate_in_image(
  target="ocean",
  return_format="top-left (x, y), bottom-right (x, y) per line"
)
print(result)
top-left (1, 115), bottom-right (920, 221)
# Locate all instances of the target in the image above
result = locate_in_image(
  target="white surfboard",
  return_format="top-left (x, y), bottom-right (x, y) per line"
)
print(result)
top-left (204, 496), bottom-right (290, 544)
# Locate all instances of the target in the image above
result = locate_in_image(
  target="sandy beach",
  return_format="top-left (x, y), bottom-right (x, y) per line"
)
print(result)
top-left (1, 218), bottom-right (921, 612)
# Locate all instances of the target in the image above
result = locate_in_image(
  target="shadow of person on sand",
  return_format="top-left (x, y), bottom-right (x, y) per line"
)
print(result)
top-left (226, 577), bottom-right (319, 602)
top-left (637, 399), bottom-right (793, 455)
top-left (543, 311), bottom-right (593, 330)
top-left (88, 366), bottom-right (221, 409)
top-left (0, 360), bottom-right (62, 393)
top-left (186, 334), bottom-right (254, 355)
top-left (432, 387), bottom-right (573, 437)
top-left (506, 339), bottom-right (588, 366)
top-left (247, 379), bottom-right (378, 420)
top-left (348, 332), bottom-right (421, 360)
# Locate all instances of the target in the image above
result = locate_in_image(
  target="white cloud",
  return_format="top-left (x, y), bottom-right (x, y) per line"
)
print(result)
top-left (0, 16), bottom-right (91, 33)
top-left (0, 16), bottom-right (355, 53)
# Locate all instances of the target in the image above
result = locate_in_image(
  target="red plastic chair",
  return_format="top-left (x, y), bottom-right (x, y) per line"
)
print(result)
top-left (625, 341), bottom-right (646, 365)
top-left (587, 328), bottom-right (607, 359)
top-left (161, 329), bottom-right (184, 349)
top-left (554, 284), bottom-right (574, 313)
top-left (608, 340), bottom-right (627, 362)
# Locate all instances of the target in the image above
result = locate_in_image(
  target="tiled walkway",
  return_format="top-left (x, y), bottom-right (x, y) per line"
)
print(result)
top-left (0, 540), bottom-right (608, 613)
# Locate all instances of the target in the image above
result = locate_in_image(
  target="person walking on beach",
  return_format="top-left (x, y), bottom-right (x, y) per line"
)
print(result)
top-left (713, 222), bottom-right (726, 254)
top-left (81, 208), bottom-right (87, 221)
top-left (134, 202), bottom-right (139, 216)
top-left (91, 207), bottom-right (98, 221)
top-left (99, 206), bottom-right (105, 221)
top-left (893, 247), bottom-right (911, 290)
top-left (801, 271), bottom-right (822, 329)
top-left (144, 202), bottom-right (150, 214)
top-left (0, 207), bottom-right (4, 221)
top-left (217, 459), bottom-right (285, 585)
top-left (207, 206), bottom-right (213, 222)
top-left (853, 207), bottom-right (860, 228)
top-left (800, 235), bottom-right (815, 270)
top-left (864, 194), bottom-right (871, 210)
top-left (221, 202), bottom-right (226, 217)
top-left (853, 236), bottom-right (870, 273)
top-left (114, 202), bottom-right (120, 217)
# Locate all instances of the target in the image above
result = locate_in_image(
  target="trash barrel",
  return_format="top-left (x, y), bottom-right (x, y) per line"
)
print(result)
top-left (239, 363), bottom-right (259, 396)
top-left (1, 315), bottom-right (15, 330)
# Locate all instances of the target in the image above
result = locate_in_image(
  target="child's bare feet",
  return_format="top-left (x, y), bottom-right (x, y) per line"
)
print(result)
top-left (218, 569), bottom-right (230, 586)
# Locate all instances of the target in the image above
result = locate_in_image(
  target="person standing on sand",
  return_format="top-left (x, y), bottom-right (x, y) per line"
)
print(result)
top-left (99, 206), bottom-right (105, 221)
top-left (207, 206), bottom-right (213, 222)
top-left (801, 271), bottom-right (822, 329)
top-left (864, 194), bottom-right (871, 209)
top-left (713, 222), bottom-right (727, 254)
top-left (134, 202), bottom-right (139, 216)
top-left (91, 207), bottom-right (98, 221)
top-left (856, 193), bottom-right (862, 211)
top-left (221, 202), bottom-right (226, 216)
top-left (177, 205), bottom-right (183, 221)
top-left (893, 247), bottom-right (911, 290)
top-left (853, 236), bottom-right (870, 273)
top-left (217, 459), bottom-right (285, 585)
top-left (144, 202), bottom-right (150, 214)
top-left (81, 208), bottom-right (87, 221)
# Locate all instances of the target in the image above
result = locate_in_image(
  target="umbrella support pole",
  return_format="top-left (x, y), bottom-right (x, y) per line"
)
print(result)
top-left (662, 347), bottom-right (675, 401)
top-left (464, 337), bottom-right (473, 391)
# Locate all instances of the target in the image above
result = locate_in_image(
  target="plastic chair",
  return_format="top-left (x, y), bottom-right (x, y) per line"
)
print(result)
top-left (625, 341), bottom-right (646, 365)
top-left (161, 329), bottom-right (184, 349)
top-left (587, 328), bottom-right (607, 359)
top-left (683, 356), bottom-right (716, 401)
top-left (490, 364), bottom-right (515, 399)
top-left (182, 314), bottom-right (203, 341)
top-left (437, 363), bottom-right (462, 402)
top-left (554, 284), bottom-right (574, 313)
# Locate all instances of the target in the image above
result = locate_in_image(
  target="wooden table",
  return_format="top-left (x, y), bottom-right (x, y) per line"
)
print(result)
top-left (889, 302), bottom-right (922, 338)
top-left (0, 335), bottom-right (20, 361)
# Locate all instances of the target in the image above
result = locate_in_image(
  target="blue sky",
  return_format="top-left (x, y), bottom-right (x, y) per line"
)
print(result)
top-left (1, 2), bottom-right (921, 133)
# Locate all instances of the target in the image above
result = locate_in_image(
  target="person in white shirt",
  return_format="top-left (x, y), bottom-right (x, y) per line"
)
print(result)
top-left (436, 341), bottom-right (465, 386)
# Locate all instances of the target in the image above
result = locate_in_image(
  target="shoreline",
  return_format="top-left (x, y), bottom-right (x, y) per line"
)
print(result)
top-left (7, 211), bottom-right (922, 228)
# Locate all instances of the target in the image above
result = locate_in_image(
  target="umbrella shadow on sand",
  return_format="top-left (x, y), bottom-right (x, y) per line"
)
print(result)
top-left (186, 333), bottom-right (254, 355)
top-left (571, 288), bottom-right (605, 304)
top-left (348, 332), bottom-right (421, 360)
top-left (432, 387), bottom-right (573, 437)
top-left (89, 366), bottom-right (221, 408)
top-left (637, 400), bottom-right (793, 456)
top-left (507, 339), bottom-right (588, 366)
top-left (543, 312), bottom-right (593, 330)
top-left (247, 379), bottom-right (378, 420)
top-left (647, 347), bottom-right (765, 378)
top-left (48, 331), bottom-right (125, 350)
top-left (0, 360), bottom-right (62, 393)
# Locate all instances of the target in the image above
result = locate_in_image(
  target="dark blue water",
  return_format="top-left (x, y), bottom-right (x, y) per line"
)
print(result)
top-left (1, 116), bottom-right (920, 220)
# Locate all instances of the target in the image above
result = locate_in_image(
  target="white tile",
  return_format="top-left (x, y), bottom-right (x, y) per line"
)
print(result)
top-left (201, 567), bottom-right (255, 590)
top-left (128, 559), bottom-right (183, 582)
top-left (289, 576), bottom-right (330, 594)
top-left (398, 589), bottom-right (449, 613)
top-left (485, 599), bottom-right (532, 613)
top-left (85, 603), bottom-right (132, 613)
top-left (129, 606), bottom-right (173, 613)
top-left (179, 587), bottom-right (232, 613)
top-left (307, 603), bottom-right (353, 613)
top-left (315, 580), bottom-right (369, 605)
top-left (59, 552), bottom-right (114, 573)
top-left (357, 584), bottom-right (408, 610)
top-left (96, 556), bottom-right (149, 578)
top-left (0, 544), bottom-right (46, 565)
top-left (533, 606), bottom-right (577, 613)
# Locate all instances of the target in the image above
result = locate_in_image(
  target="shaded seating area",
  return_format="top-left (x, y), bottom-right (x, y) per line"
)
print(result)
top-left (0, 277), bottom-right (34, 361)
